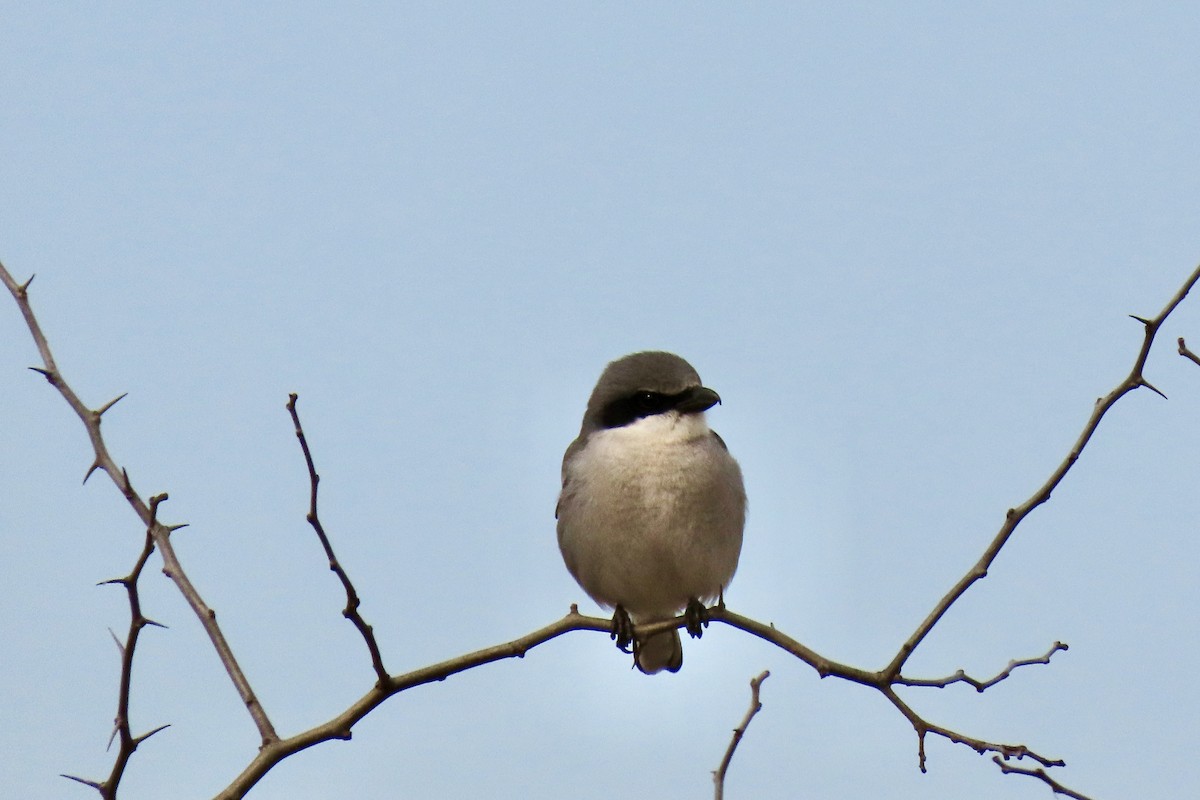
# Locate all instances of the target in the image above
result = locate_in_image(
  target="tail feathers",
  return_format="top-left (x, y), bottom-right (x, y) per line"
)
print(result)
top-left (635, 626), bottom-right (682, 674)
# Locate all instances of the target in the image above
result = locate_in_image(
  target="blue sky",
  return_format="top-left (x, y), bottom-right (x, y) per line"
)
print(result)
top-left (2, 4), bottom-right (1199, 798)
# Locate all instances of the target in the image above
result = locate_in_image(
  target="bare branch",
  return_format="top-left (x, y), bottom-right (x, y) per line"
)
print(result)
top-left (885, 263), bottom-right (1200, 680)
top-left (286, 394), bottom-right (389, 684)
top-left (203, 605), bottom-right (1091, 800)
top-left (898, 641), bottom-right (1068, 692)
top-left (213, 607), bottom-right (611, 799)
top-left (713, 670), bottom-right (770, 800)
top-left (706, 608), bottom-right (1083, 791)
top-left (705, 607), bottom-right (878, 686)
top-left (0, 260), bottom-right (279, 746)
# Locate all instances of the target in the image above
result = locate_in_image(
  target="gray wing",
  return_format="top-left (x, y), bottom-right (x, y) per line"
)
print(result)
top-left (555, 434), bottom-right (587, 520)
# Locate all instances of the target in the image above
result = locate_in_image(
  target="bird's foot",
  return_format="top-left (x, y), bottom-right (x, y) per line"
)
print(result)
top-left (684, 598), bottom-right (709, 639)
top-left (611, 605), bottom-right (635, 653)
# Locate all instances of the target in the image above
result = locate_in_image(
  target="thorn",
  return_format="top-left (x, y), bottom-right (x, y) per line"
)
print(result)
top-left (121, 468), bottom-right (133, 497)
top-left (97, 576), bottom-right (127, 587)
top-left (60, 774), bottom-right (102, 789)
top-left (1140, 379), bottom-right (1168, 399)
top-left (1128, 314), bottom-right (1153, 326)
top-left (143, 618), bottom-right (168, 629)
top-left (108, 628), bottom-right (124, 653)
top-left (95, 392), bottom-right (128, 417)
top-left (18, 273), bottom-right (35, 293)
top-left (107, 722), bottom-right (119, 750)
top-left (134, 723), bottom-right (171, 745)
top-left (167, 523), bottom-right (189, 532)
top-left (28, 366), bottom-right (52, 380)
top-left (83, 461), bottom-right (102, 484)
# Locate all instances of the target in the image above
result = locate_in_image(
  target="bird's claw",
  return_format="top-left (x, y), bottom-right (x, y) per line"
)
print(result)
top-left (684, 598), bottom-right (709, 639)
top-left (611, 605), bottom-right (635, 653)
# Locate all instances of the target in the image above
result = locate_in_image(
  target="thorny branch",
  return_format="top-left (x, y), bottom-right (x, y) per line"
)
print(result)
top-left (286, 394), bottom-right (389, 685)
top-left (60, 495), bottom-right (172, 797)
top-left (0, 262), bottom-right (279, 749)
top-left (885, 264), bottom-right (1200, 684)
top-left (5, 260), bottom-right (1199, 800)
top-left (713, 670), bottom-right (769, 800)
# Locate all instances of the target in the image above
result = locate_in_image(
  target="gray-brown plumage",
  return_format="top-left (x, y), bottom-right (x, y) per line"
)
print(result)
top-left (556, 351), bottom-right (746, 673)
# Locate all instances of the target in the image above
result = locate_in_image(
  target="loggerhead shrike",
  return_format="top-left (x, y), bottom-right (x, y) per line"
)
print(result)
top-left (556, 351), bottom-right (746, 674)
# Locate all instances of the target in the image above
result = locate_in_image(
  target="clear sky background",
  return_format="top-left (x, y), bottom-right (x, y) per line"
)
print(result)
top-left (2, 4), bottom-right (1199, 799)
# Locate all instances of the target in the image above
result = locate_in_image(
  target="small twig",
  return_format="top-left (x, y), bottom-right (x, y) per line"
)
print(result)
top-left (899, 642), bottom-right (1068, 692)
top-left (286, 394), bottom-right (389, 685)
top-left (993, 756), bottom-right (1096, 800)
top-left (1179, 337), bottom-right (1200, 367)
top-left (713, 670), bottom-right (770, 800)
top-left (0, 261), bottom-right (278, 746)
top-left (882, 684), bottom-right (1064, 772)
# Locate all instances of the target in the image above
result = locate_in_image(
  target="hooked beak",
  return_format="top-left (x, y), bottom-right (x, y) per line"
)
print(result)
top-left (674, 386), bottom-right (721, 414)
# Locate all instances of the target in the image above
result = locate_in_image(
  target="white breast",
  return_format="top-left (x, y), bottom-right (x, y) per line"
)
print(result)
top-left (557, 412), bottom-right (746, 617)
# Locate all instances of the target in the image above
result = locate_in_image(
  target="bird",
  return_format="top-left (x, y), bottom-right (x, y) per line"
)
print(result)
top-left (556, 351), bottom-right (746, 674)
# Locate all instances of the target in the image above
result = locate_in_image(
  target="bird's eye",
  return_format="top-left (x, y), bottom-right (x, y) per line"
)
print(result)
top-left (599, 390), bottom-right (671, 428)
top-left (634, 391), bottom-right (658, 410)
